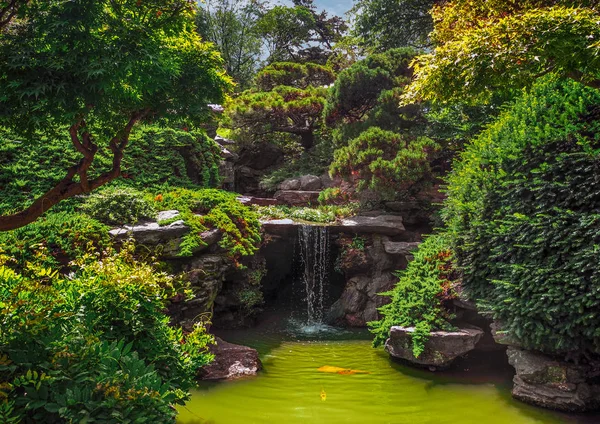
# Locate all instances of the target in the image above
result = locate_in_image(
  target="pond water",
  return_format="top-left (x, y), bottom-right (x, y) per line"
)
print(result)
top-left (177, 313), bottom-right (599, 424)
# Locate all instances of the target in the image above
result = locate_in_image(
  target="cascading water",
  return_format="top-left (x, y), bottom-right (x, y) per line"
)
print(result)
top-left (297, 225), bottom-right (330, 325)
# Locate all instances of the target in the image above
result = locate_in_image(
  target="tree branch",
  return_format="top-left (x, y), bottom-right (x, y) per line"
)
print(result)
top-left (0, 112), bottom-right (145, 231)
top-left (567, 70), bottom-right (600, 90)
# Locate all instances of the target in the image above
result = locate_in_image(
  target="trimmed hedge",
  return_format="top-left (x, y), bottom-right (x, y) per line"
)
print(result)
top-left (443, 76), bottom-right (600, 355)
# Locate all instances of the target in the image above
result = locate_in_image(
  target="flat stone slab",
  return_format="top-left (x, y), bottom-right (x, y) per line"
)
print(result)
top-left (260, 218), bottom-right (298, 237)
top-left (199, 337), bottom-right (262, 380)
top-left (385, 325), bottom-right (483, 369)
top-left (334, 215), bottom-right (405, 236)
top-left (237, 196), bottom-right (280, 206)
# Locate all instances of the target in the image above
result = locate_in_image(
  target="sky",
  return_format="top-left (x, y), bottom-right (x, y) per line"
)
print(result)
top-left (278, 0), bottom-right (355, 18)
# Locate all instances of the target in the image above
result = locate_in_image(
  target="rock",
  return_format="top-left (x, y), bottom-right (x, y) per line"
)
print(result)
top-left (383, 241), bottom-right (420, 256)
top-left (217, 144), bottom-right (236, 160)
top-left (157, 210), bottom-right (181, 221)
top-left (237, 196), bottom-right (280, 207)
top-left (199, 337), bottom-right (262, 380)
top-left (109, 216), bottom-right (189, 257)
top-left (507, 347), bottom-right (600, 412)
top-left (274, 190), bottom-right (320, 206)
top-left (334, 215), bottom-right (405, 236)
top-left (320, 173), bottom-right (334, 189)
top-left (384, 201), bottom-right (434, 225)
top-left (385, 325), bottom-right (484, 369)
top-left (214, 134), bottom-right (235, 145)
top-left (299, 175), bottom-right (322, 190)
top-left (490, 321), bottom-right (522, 347)
top-left (108, 211), bottom-right (222, 258)
top-left (260, 218), bottom-right (298, 237)
top-left (278, 178), bottom-right (301, 191)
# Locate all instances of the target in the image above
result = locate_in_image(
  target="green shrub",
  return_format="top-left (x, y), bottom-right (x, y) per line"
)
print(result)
top-left (0, 212), bottom-right (110, 274)
top-left (443, 76), bottom-right (600, 355)
top-left (0, 245), bottom-right (213, 423)
top-left (81, 186), bottom-right (157, 225)
top-left (153, 188), bottom-right (261, 262)
top-left (318, 187), bottom-right (352, 205)
top-left (369, 233), bottom-right (456, 357)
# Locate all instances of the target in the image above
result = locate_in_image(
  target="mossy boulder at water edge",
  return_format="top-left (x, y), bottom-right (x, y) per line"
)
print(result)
top-left (507, 347), bottom-right (600, 412)
top-left (385, 325), bottom-right (484, 370)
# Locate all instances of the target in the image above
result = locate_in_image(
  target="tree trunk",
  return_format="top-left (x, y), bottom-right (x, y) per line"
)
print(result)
top-left (300, 131), bottom-right (314, 150)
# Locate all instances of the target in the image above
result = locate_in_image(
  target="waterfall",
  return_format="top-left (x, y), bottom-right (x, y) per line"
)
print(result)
top-left (297, 225), bottom-right (330, 324)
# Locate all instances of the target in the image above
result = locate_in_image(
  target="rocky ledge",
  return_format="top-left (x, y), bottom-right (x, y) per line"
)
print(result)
top-left (199, 337), bottom-right (262, 380)
top-left (385, 325), bottom-right (484, 370)
top-left (261, 214), bottom-right (406, 237)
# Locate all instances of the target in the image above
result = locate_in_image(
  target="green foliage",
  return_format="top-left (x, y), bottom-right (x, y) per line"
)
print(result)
top-left (81, 186), bottom-right (156, 226)
top-left (350, 236), bottom-right (366, 251)
top-left (153, 188), bottom-right (261, 262)
top-left (122, 127), bottom-right (222, 190)
top-left (407, 2), bottom-right (600, 104)
top-left (0, 212), bottom-right (110, 274)
top-left (350, 0), bottom-right (436, 51)
top-left (325, 48), bottom-right (417, 140)
top-left (369, 233), bottom-right (456, 357)
top-left (256, 62), bottom-right (336, 91)
top-left (444, 77), bottom-right (600, 355)
top-left (0, 0), bottom-right (230, 135)
top-left (0, 246), bottom-right (214, 422)
top-left (318, 187), bottom-right (352, 205)
top-left (254, 203), bottom-right (359, 224)
top-left (330, 127), bottom-right (440, 200)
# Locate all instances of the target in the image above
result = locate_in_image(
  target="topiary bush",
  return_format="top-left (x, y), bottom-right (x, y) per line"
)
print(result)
top-left (81, 186), bottom-right (157, 225)
top-left (330, 127), bottom-right (439, 200)
top-left (443, 76), bottom-right (600, 356)
top-left (0, 245), bottom-right (213, 423)
top-left (369, 233), bottom-right (456, 357)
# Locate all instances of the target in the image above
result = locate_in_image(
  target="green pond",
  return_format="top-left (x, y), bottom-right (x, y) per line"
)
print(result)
top-left (177, 316), bottom-right (598, 424)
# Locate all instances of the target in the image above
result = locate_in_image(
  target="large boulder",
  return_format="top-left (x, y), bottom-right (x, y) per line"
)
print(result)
top-left (274, 190), bottom-right (320, 206)
top-left (199, 337), bottom-right (262, 380)
top-left (385, 325), bottom-right (484, 370)
top-left (278, 178), bottom-right (301, 191)
top-left (383, 241), bottom-right (420, 257)
top-left (507, 347), bottom-right (600, 412)
top-left (299, 175), bottom-right (322, 190)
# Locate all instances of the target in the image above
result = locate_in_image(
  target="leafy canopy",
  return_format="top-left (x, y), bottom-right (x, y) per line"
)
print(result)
top-left (406, 1), bottom-right (600, 104)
